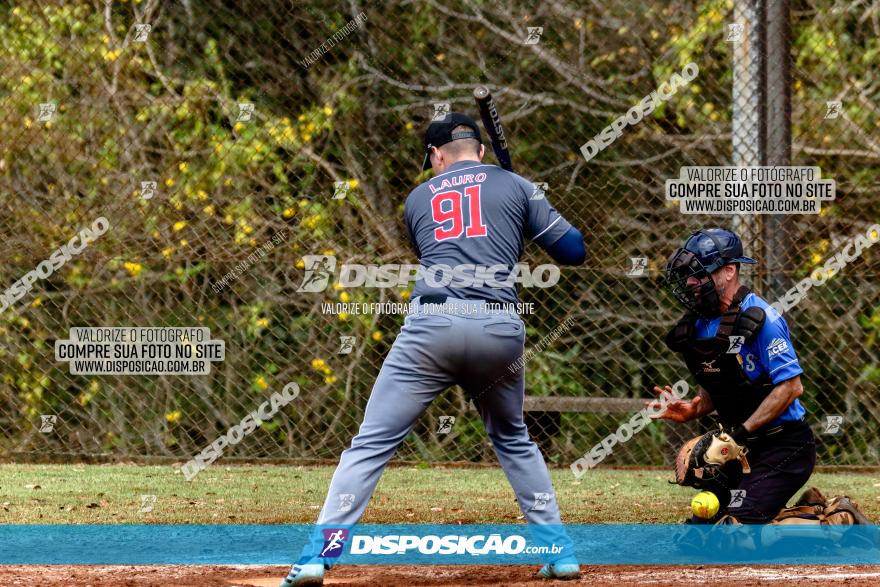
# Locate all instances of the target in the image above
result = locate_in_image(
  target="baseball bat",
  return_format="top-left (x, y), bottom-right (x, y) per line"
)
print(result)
top-left (473, 86), bottom-right (513, 172)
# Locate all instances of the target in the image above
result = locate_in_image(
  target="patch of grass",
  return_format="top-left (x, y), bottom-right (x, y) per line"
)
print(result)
top-left (0, 464), bottom-right (877, 524)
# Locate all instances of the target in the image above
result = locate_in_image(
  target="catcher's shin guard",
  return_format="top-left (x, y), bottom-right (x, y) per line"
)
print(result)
top-left (761, 487), bottom-right (875, 549)
top-left (773, 487), bottom-right (872, 525)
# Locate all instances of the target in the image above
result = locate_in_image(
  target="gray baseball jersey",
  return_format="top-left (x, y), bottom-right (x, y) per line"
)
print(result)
top-left (404, 161), bottom-right (572, 303)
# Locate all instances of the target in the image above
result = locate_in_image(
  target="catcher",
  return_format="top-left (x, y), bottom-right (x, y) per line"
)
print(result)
top-left (651, 228), bottom-right (817, 524)
top-left (653, 228), bottom-right (872, 529)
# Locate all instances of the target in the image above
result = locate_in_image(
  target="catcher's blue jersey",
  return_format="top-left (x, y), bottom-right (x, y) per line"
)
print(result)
top-left (694, 292), bottom-right (806, 425)
top-left (404, 160), bottom-right (572, 304)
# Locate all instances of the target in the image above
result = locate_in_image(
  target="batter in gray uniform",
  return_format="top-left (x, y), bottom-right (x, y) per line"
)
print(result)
top-left (281, 112), bottom-right (587, 585)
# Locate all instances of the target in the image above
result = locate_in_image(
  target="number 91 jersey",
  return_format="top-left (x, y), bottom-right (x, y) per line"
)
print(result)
top-left (404, 160), bottom-right (572, 304)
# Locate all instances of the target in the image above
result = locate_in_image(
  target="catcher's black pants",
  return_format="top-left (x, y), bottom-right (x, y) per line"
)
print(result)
top-left (691, 420), bottom-right (816, 524)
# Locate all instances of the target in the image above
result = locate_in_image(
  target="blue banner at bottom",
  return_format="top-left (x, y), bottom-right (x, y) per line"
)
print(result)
top-left (1, 524), bottom-right (878, 565)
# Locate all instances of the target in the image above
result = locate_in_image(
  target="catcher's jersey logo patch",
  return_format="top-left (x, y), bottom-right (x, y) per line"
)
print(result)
top-left (767, 337), bottom-right (789, 359)
top-left (701, 360), bottom-right (720, 373)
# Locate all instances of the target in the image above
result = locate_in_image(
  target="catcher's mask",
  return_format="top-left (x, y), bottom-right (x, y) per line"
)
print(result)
top-left (664, 228), bottom-right (756, 318)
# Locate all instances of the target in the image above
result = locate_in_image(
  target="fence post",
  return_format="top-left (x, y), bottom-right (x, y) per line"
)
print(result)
top-left (731, 0), bottom-right (763, 290)
top-left (761, 0), bottom-right (794, 298)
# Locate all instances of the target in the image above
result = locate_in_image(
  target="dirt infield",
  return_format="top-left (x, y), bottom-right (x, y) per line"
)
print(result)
top-left (3, 565), bottom-right (880, 586)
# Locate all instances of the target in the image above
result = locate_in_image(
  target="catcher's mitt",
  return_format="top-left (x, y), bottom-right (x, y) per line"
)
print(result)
top-left (673, 426), bottom-right (751, 488)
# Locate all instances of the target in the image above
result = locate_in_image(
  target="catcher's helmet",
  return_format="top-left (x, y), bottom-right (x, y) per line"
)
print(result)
top-left (665, 228), bottom-right (756, 317)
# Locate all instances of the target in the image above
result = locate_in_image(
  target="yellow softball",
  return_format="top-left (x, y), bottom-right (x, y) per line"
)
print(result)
top-left (691, 491), bottom-right (720, 519)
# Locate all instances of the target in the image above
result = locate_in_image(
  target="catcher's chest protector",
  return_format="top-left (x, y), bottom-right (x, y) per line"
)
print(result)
top-left (666, 286), bottom-right (774, 428)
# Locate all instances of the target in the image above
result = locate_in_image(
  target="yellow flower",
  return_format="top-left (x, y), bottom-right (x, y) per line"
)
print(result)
top-left (405, 121), bottom-right (414, 130)
top-left (811, 253), bottom-right (822, 264)
top-left (311, 358), bottom-right (326, 369)
top-left (333, 282), bottom-right (344, 290)
top-left (339, 291), bottom-right (351, 303)
top-left (173, 221), bottom-right (187, 232)
top-left (234, 121), bottom-right (245, 133)
top-left (123, 261), bottom-right (142, 277)
top-left (254, 376), bottom-right (269, 390)
top-left (197, 189), bottom-right (208, 201)
top-left (165, 410), bottom-right (182, 424)
top-left (203, 204), bottom-right (215, 216)
top-left (256, 318), bottom-right (269, 328)
top-left (282, 207), bottom-right (295, 218)
top-left (338, 313), bottom-right (349, 321)
top-left (347, 179), bottom-right (359, 189)
top-left (323, 106), bottom-right (333, 116)
top-left (371, 331), bottom-right (383, 342)
top-left (24, 117), bottom-right (33, 129)
top-left (324, 375), bottom-right (337, 384)
top-left (224, 214), bottom-right (234, 225)
top-left (322, 249), bottom-right (335, 256)
top-left (870, 229), bottom-right (879, 241)
top-left (161, 247), bottom-right (174, 258)
top-left (179, 239), bottom-right (188, 247)
top-left (224, 178), bottom-right (233, 187)
top-left (31, 297), bottom-right (42, 308)
top-left (165, 178), bottom-right (175, 187)
top-left (178, 162), bottom-right (189, 172)
top-left (400, 289), bottom-right (411, 301)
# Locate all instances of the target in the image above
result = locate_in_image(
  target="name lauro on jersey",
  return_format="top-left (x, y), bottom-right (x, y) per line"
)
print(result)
top-left (428, 172), bottom-right (488, 193)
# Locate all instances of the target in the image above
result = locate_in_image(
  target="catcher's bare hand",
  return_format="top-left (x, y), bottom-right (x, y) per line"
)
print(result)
top-left (645, 385), bottom-right (702, 423)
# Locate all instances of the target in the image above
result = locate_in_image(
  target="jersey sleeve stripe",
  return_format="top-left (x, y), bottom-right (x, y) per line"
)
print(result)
top-left (532, 216), bottom-right (561, 240)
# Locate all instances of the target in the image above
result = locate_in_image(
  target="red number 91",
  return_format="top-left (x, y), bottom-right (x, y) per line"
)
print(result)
top-left (430, 185), bottom-right (487, 241)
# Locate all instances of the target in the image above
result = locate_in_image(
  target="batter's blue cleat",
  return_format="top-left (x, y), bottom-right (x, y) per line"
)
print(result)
top-left (279, 563), bottom-right (324, 586)
top-left (537, 557), bottom-right (581, 580)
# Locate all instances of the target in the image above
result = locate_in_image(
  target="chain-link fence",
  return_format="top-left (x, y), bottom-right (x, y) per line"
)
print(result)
top-left (1, 0), bottom-right (878, 469)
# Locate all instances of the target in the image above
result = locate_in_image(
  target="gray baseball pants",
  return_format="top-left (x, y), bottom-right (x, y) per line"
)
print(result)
top-left (300, 296), bottom-right (573, 561)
